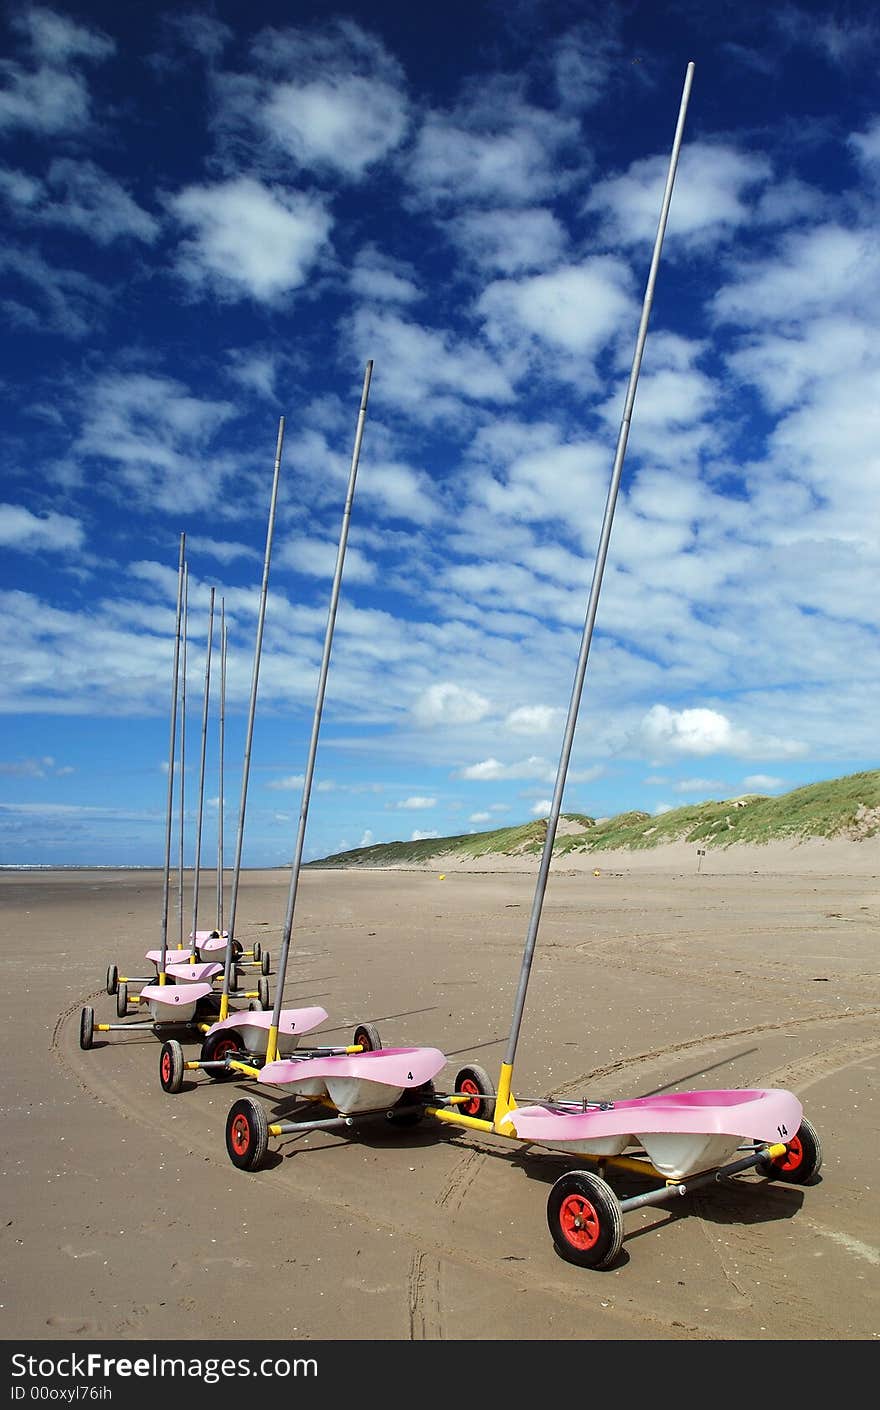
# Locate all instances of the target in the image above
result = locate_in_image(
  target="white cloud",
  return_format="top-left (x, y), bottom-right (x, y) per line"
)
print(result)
top-left (276, 533), bottom-right (376, 584)
top-left (742, 774), bottom-right (784, 792)
top-left (169, 177), bottom-right (332, 302)
top-left (478, 258), bottom-right (634, 362)
top-left (0, 504), bottom-right (84, 553)
top-left (0, 7), bottom-right (114, 134)
top-left (775, 8), bottom-right (879, 66)
top-left (263, 74), bottom-right (408, 179)
top-left (73, 372), bottom-right (238, 512)
top-left (551, 22), bottom-right (619, 110)
top-left (459, 756), bottom-right (556, 782)
top-left (224, 349), bottom-right (281, 400)
top-left (587, 143), bottom-right (772, 248)
top-left (395, 796), bottom-right (436, 810)
top-left (849, 119), bottom-right (880, 169)
top-left (531, 799), bottom-right (552, 816)
top-left (265, 775), bottom-right (305, 791)
top-left (349, 246), bottom-right (421, 303)
top-left (186, 535), bottom-right (260, 566)
top-left (406, 83), bottom-right (577, 207)
top-left (350, 307), bottom-right (514, 421)
top-left (219, 19), bottom-right (410, 181)
top-left (471, 437), bottom-right (610, 527)
top-left (444, 207), bottom-right (568, 275)
top-left (672, 777), bottom-right (723, 795)
top-left (504, 704), bottom-right (566, 735)
top-left (637, 705), bottom-right (806, 760)
top-left (410, 829), bottom-right (439, 841)
top-left (713, 225), bottom-right (876, 327)
top-left (412, 682), bottom-right (490, 727)
top-left (0, 245), bottom-right (108, 337)
top-left (0, 754), bottom-right (58, 777)
top-left (0, 159), bottom-right (158, 244)
top-left (359, 829), bottom-right (374, 848)
top-left (359, 460), bottom-right (442, 527)
top-left (469, 811), bottom-right (491, 823)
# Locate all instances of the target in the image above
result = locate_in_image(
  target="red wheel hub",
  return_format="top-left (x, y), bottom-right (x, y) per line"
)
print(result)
top-left (460, 1079), bottom-right (480, 1115)
top-left (230, 1116), bottom-right (251, 1157)
top-left (776, 1133), bottom-right (803, 1172)
top-left (161, 1052), bottom-right (171, 1082)
top-left (559, 1193), bottom-right (600, 1250)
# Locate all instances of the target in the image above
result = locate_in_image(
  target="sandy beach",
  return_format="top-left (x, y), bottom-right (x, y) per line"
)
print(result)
top-left (1, 838), bottom-right (878, 1342)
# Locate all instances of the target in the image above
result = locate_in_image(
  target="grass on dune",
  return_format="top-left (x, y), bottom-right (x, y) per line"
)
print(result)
top-left (307, 770), bottom-right (880, 867)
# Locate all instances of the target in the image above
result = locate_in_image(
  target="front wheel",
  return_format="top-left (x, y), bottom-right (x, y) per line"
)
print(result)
top-left (353, 1021), bottom-right (381, 1052)
top-left (261, 951), bottom-right (271, 976)
top-left (757, 1117), bottom-right (823, 1184)
top-left (159, 1039), bottom-right (185, 1094)
top-left (105, 964), bottom-right (118, 996)
top-left (547, 1170), bottom-right (624, 1269)
top-left (79, 1006), bottom-right (94, 1050)
top-left (226, 1098), bottom-right (269, 1171)
top-left (252, 941), bottom-right (262, 962)
top-left (453, 1063), bottom-right (494, 1122)
top-left (201, 1027), bottom-right (246, 1079)
top-left (116, 982), bottom-right (129, 1018)
top-left (257, 977), bottom-right (270, 1009)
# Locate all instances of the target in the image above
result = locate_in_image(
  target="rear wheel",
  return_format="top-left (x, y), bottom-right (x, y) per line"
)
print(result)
top-left (79, 1006), bottom-right (94, 1050)
top-left (258, 977), bottom-right (270, 1009)
top-left (453, 1063), bottom-right (494, 1122)
top-left (252, 941), bottom-right (262, 962)
top-left (757, 1117), bottom-right (822, 1183)
top-left (261, 951), bottom-right (271, 976)
top-left (547, 1170), bottom-right (624, 1270)
top-left (201, 1028), bottom-right (246, 1079)
top-left (226, 1098), bottom-right (269, 1171)
top-left (232, 939), bottom-right (244, 960)
top-left (116, 982), bottom-right (129, 1018)
top-left (105, 964), bottom-right (118, 996)
top-left (159, 1039), bottom-right (185, 1094)
top-left (228, 968), bottom-right (239, 993)
top-left (386, 1081), bottom-right (435, 1127)
top-left (353, 1022), bottom-right (381, 1052)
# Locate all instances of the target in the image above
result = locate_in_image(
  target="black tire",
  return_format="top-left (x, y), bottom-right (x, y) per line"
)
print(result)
top-left (453, 1063), bottom-right (494, 1122)
top-left (159, 1039), bottom-right (185, 1094)
top-left (252, 941), bottom-right (262, 962)
top-left (232, 939), bottom-right (243, 960)
top-left (105, 963), bottom-right (118, 996)
top-left (228, 968), bottom-right (239, 993)
top-left (79, 1006), bottom-right (94, 1051)
top-left (200, 1027), bottom-right (246, 1080)
top-left (757, 1116), bottom-right (823, 1184)
top-left (226, 1098), bottom-right (269, 1171)
top-left (261, 951), bottom-right (271, 976)
top-left (386, 1081), bottom-right (435, 1127)
top-left (248, 999), bottom-right (261, 1011)
top-left (116, 982), bottom-right (129, 1018)
top-left (547, 1170), bottom-right (624, 1270)
top-left (257, 977), bottom-right (270, 1009)
top-left (353, 1022), bottom-right (381, 1052)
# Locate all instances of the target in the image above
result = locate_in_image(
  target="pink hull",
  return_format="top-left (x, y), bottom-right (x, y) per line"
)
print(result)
top-left (258, 1046), bottom-right (447, 1115)
top-left (506, 1088), bottom-right (803, 1179)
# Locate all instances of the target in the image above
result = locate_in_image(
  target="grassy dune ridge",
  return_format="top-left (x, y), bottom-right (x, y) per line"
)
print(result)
top-left (308, 770), bottom-right (880, 868)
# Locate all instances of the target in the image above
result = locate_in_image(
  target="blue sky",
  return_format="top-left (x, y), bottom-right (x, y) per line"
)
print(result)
top-left (1, 0), bottom-right (878, 868)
